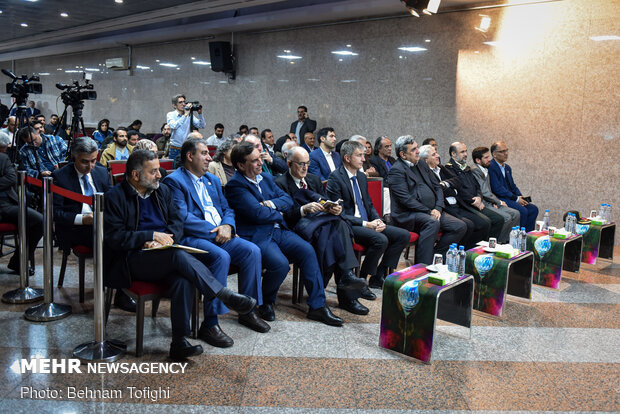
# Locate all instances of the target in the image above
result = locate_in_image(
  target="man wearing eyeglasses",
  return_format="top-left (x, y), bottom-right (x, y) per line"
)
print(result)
top-left (275, 146), bottom-right (370, 316)
top-left (488, 141), bottom-right (538, 231)
top-left (166, 94), bottom-right (205, 167)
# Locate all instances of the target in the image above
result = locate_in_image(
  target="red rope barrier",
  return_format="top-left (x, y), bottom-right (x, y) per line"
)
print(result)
top-left (25, 176), bottom-right (93, 205)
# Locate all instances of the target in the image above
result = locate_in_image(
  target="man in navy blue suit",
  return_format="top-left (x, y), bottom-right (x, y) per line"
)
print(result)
top-left (52, 137), bottom-right (135, 312)
top-left (225, 141), bottom-right (344, 326)
top-left (165, 138), bottom-right (269, 344)
top-left (309, 127), bottom-right (341, 181)
top-left (488, 141), bottom-right (538, 232)
top-left (245, 134), bottom-right (287, 176)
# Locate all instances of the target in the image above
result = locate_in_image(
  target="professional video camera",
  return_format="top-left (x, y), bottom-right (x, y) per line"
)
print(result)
top-left (56, 80), bottom-right (97, 106)
top-left (184, 101), bottom-right (202, 111)
top-left (3, 69), bottom-right (42, 101)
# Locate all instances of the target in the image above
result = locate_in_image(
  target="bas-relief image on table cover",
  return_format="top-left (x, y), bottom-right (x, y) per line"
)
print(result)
top-left (379, 264), bottom-right (473, 364)
top-left (525, 231), bottom-right (582, 289)
top-left (580, 222), bottom-right (616, 264)
top-left (464, 247), bottom-right (533, 317)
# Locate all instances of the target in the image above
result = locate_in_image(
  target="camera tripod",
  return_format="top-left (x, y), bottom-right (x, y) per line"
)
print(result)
top-left (54, 100), bottom-right (86, 158)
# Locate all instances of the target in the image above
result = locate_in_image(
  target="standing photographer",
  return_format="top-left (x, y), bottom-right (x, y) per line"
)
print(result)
top-left (166, 94), bottom-right (205, 167)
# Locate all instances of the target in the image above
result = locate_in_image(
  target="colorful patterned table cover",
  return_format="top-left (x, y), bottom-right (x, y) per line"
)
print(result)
top-left (579, 222), bottom-right (616, 264)
top-left (526, 231), bottom-right (582, 289)
top-left (465, 247), bottom-right (534, 317)
top-left (379, 264), bottom-right (474, 364)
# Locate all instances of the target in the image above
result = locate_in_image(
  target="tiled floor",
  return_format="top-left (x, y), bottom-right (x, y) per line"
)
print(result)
top-left (0, 244), bottom-right (618, 413)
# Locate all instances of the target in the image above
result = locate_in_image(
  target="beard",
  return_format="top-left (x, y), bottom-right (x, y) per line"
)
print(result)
top-left (139, 174), bottom-right (160, 192)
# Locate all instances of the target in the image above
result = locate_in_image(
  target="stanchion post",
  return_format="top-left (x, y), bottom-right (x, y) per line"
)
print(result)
top-left (73, 192), bottom-right (125, 362)
top-left (2, 171), bottom-right (43, 304)
top-left (25, 177), bottom-right (72, 321)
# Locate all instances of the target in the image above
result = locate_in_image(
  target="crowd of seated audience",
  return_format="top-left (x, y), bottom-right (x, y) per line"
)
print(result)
top-left (0, 97), bottom-right (539, 361)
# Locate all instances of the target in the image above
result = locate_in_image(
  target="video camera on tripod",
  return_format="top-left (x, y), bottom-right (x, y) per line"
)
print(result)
top-left (3, 69), bottom-right (42, 102)
top-left (56, 80), bottom-right (97, 106)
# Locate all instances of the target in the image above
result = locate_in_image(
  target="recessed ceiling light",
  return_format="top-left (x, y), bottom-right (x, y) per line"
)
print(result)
top-left (0, 10), bottom-right (3, 14)
top-left (23, 0), bottom-right (38, 2)
top-left (38, 73), bottom-right (50, 76)
top-left (84, 68), bottom-right (100, 72)
top-left (155, 59), bottom-right (160, 62)
top-left (346, 44), bottom-right (352, 47)
top-left (136, 65), bottom-right (151, 70)
top-left (331, 51), bottom-right (358, 56)
top-left (277, 55), bottom-right (302, 60)
top-left (425, 39), bottom-right (431, 43)
top-left (483, 41), bottom-right (499, 46)
top-left (192, 61), bottom-right (211, 65)
top-left (191, 57), bottom-right (196, 60)
top-left (60, 12), bottom-right (68, 17)
top-left (159, 63), bottom-right (178, 67)
top-left (398, 46), bottom-right (427, 52)
top-left (21, 23), bottom-right (28, 27)
top-left (115, 0), bottom-right (123, 3)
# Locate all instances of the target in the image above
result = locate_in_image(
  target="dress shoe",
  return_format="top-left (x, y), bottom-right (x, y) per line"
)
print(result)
top-left (338, 298), bottom-right (369, 315)
top-left (307, 306), bottom-right (343, 327)
top-left (169, 337), bottom-right (203, 361)
top-left (368, 275), bottom-right (385, 289)
top-left (360, 285), bottom-right (377, 301)
top-left (114, 290), bottom-right (137, 313)
top-left (257, 303), bottom-right (275, 321)
top-left (198, 323), bottom-right (234, 348)
top-left (6, 259), bottom-right (35, 276)
top-left (216, 288), bottom-right (257, 315)
top-left (238, 310), bottom-right (271, 333)
top-left (337, 270), bottom-right (367, 291)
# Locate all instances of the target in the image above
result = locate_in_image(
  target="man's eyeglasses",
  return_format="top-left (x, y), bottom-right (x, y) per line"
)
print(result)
top-left (291, 161), bottom-right (310, 167)
top-left (496, 149), bottom-right (509, 154)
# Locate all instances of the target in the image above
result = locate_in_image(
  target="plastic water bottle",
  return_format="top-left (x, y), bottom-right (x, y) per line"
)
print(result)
top-left (446, 244), bottom-right (455, 272)
top-left (520, 227), bottom-right (527, 252)
top-left (542, 209), bottom-right (550, 230)
top-left (608, 204), bottom-right (613, 223)
top-left (568, 213), bottom-right (576, 234)
top-left (509, 227), bottom-right (517, 249)
top-left (565, 214), bottom-right (572, 232)
top-left (457, 246), bottom-right (466, 276)
top-left (599, 204), bottom-right (605, 219)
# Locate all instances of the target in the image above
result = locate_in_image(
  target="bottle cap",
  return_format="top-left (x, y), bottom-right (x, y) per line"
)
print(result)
top-left (459, 245), bottom-right (464, 250)
top-left (545, 209), bottom-right (549, 212)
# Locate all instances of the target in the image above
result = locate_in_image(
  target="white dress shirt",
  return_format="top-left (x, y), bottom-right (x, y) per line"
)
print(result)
top-left (321, 147), bottom-right (336, 172)
top-left (73, 168), bottom-right (95, 225)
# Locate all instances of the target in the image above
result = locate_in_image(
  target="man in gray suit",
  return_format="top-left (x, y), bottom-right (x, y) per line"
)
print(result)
top-left (470, 146), bottom-right (520, 243)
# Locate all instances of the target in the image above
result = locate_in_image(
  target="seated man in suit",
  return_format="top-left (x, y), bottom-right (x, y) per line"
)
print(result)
top-left (471, 146), bottom-right (520, 243)
top-left (165, 138), bottom-right (270, 341)
top-left (388, 137), bottom-right (467, 264)
top-left (52, 137), bottom-right (135, 311)
top-left (99, 127), bottom-right (133, 168)
top-left (275, 146), bottom-right (370, 315)
top-left (309, 127), bottom-right (341, 181)
top-left (327, 141), bottom-right (410, 288)
top-left (441, 142), bottom-right (505, 244)
top-left (104, 150), bottom-right (256, 360)
top-left (290, 105), bottom-right (317, 144)
top-left (301, 132), bottom-right (315, 154)
top-left (244, 134), bottom-right (287, 176)
top-left (0, 148), bottom-right (42, 275)
top-left (225, 142), bottom-right (343, 326)
top-left (369, 136), bottom-right (396, 183)
top-left (488, 141), bottom-right (538, 231)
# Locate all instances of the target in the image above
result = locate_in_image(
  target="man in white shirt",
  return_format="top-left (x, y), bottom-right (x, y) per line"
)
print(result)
top-left (205, 123), bottom-right (225, 147)
top-left (166, 94), bottom-right (206, 167)
top-left (309, 127), bottom-right (342, 181)
top-left (289, 105), bottom-right (317, 144)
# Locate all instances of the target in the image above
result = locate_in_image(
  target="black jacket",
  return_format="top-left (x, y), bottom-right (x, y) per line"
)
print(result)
top-left (326, 165), bottom-right (380, 227)
top-left (369, 155), bottom-right (396, 183)
top-left (388, 159), bottom-right (444, 225)
top-left (103, 180), bottom-right (183, 288)
top-left (289, 118), bottom-right (317, 139)
top-left (0, 153), bottom-right (18, 219)
top-left (440, 159), bottom-right (482, 210)
top-left (275, 172), bottom-right (325, 227)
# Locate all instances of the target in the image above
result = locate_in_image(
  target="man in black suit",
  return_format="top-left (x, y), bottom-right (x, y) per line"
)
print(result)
top-left (369, 136), bottom-right (396, 183)
top-left (388, 136), bottom-right (467, 265)
top-left (52, 137), bottom-right (135, 311)
top-left (289, 105), bottom-right (317, 145)
top-left (0, 151), bottom-right (42, 274)
top-left (275, 146), bottom-right (370, 315)
top-left (327, 141), bottom-right (409, 289)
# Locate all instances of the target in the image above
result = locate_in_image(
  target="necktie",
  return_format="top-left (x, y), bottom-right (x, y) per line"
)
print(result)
top-left (82, 175), bottom-right (94, 197)
top-left (350, 175), bottom-right (368, 221)
top-left (300, 179), bottom-right (307, 189)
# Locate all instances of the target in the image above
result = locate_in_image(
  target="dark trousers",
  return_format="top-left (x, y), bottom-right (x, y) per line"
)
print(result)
top-left (480, 206), bottom-right (506, 241)
top-left (56, 225), bottom-right (93, 250)
top-left (258, 227), bottom-right (325, 309)
top-left (352, 224), bottom-right (410, 279)
top-left (0, 202), bottom-right (43, 269)
top-left (395, 211), bottom-right (466, 265)
top-left (444, 204), bottom-right (489, 249)
top-left (127, 248), bottom-right (223, 338)
top-left (504, 200), bottom-right (539, 232)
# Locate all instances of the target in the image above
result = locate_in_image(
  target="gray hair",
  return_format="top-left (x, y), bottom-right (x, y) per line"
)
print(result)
top-left (287, 145), bottom-right (307, 161)
top-left (71, 137), bottom-right (98, 156)
top-left (171, 94), bottom-right (185, 105)
top-left (282, 141), bottom-right (299, 160)
top-left (394, 135), bottom-right (416, 159)
top-left (134, 139), bottom-right (157, 152)
top-left (187, 131), bottom-right (203, 140)
top-left (349, 135), bottom-right (367, 145)
top-left (243, 134), bottom-right (260, 144)
top-left (340, 140), bottom-right (365, 161)
top-left (213, 139), bottom-right (236, 163)
top-left (0, 131), bottom-right (10, 148)
top-left (419, 144), bottom-right (434, 160)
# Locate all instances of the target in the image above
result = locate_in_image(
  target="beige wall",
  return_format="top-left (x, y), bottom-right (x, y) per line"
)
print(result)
top-left (2, 0), bottom-right (618, 241)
